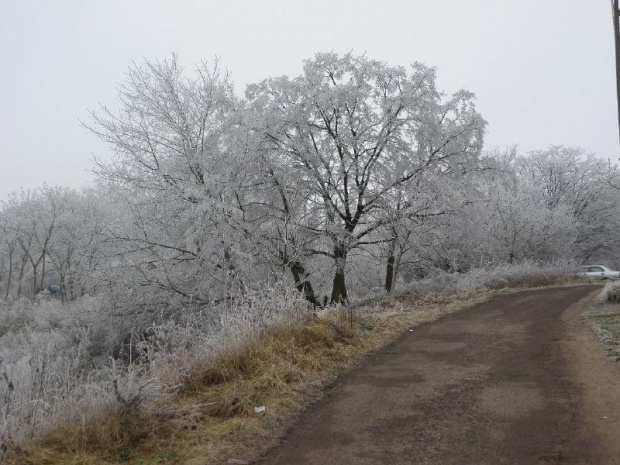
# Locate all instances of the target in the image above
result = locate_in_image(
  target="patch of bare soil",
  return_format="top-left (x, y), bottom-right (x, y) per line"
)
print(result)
top-left (256, 286), bottom-right (620, 464)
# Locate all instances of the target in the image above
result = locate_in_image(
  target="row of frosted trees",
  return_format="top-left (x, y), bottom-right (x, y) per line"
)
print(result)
top-left (1, 53), bottom-right (620, 310)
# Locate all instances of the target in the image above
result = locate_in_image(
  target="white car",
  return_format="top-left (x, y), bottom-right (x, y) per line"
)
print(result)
top-left (576, 265), bottom-right (620, 279)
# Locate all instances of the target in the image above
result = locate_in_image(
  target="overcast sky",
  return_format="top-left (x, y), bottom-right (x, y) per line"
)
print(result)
top-left (0, 0), bottom-right (616, 201)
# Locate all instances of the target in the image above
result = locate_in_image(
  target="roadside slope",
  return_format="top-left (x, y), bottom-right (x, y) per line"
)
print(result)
top-left (257, 285), bottom-right (617, 465)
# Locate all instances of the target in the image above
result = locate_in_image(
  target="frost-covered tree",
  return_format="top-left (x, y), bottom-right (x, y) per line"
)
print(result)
top-left (0, 187), bottom-right (107, 301)
top-left (0, 188), bottom-right (65, 297)
top-left (87, 56), bottom-right (250, 305)
top-left (45, 189), bottom-right (107, 300)
top-left (380, 173), bottom-right (466, 293)
top-left (516, 146), bottom-right (620, 261)
top-left (83, 53), bottom-right (620, 308)
top-left (481, 180), bottom-right (578, 263)
top-left (87, 53), bottom-right (486, 305)
top-left (0, 215), bottom-right (18, 300)
top-left (247, 52), bottom-right (486, 303)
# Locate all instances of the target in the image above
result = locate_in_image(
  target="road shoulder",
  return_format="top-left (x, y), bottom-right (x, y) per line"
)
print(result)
top-left (561, 291), bottom-right (620, 464)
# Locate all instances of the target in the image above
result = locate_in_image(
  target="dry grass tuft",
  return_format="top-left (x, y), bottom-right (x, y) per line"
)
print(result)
top-left (7, 405), bottom-right (159, 464)
top-left (484, 273), bottom-right (574, 290)
top-left (184, 312), bottom-right (356, 395)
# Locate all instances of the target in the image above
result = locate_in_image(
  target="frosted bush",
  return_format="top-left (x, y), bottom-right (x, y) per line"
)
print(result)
top-left (141, 282), bottom-right (312, 386)
top-left (599, 281), bottom-right (620, 303)
top-left (0, 281), bottom-right (311, 451)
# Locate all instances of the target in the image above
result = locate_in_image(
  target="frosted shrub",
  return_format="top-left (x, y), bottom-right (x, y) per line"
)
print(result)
top-left (0, 298), bottom-right (36, 337)
top-left (404, 272), bottom-right (461, 296)
top-left (0, 281), bottom-right (311, 452)
top-left (142, 282), bottom-right (311, 386)
top-left (600, 281), bottom-right (620, 303)
top-left (0, 324), bottom-right (93, 446)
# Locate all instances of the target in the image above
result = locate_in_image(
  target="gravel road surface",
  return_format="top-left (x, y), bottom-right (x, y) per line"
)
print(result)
top-left (257, 286), bottom-right (620, 464)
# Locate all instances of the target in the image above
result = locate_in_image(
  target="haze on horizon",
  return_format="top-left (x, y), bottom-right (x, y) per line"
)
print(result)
top-left (0, 0), bottom-right (617, 201)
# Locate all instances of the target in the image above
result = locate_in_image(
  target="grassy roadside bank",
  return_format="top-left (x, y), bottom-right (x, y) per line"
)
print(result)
top-left (6, 291), bottom-right (494, 465)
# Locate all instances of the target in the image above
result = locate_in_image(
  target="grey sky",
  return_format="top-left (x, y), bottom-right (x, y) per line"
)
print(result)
top-left (0, 0), bottom-right (616, 201)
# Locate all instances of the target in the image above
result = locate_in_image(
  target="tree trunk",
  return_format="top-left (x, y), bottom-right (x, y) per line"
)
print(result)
top-left (385, 253), bottom-right (395, 293)
top-left (30, 258), bottom-right (38, 295)
top-left (40, 252), bottom-right (46, 289)
top-left (69, 278), bottom-right (75, 301)
top-left (32, 267), bottom-right (37, 294)
top-left (385, 238), bottom-right (397, 293)
top-left (289, 260), bottom-right (318, 306)
top-left (4, 251), bottom-right (12, 300)
top-left (17, 253), bottom-right (27, 298)
top-left (330, 246), bottom-right (348, 304)
top-left (59, 270), bottom-right (66, 303)
top-left (392, 252), bottom-right (403, 294)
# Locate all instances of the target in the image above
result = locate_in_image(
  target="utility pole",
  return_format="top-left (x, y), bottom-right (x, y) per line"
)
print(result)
top-left (612, 0), bottom-right (620, 144)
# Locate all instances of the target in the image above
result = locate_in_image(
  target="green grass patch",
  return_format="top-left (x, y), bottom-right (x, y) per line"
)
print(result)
top-left (589, 303), bottom-right (620, 362)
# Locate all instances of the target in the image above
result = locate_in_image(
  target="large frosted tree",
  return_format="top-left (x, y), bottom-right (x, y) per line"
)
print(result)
top-left (247, 52), bottom-right (486, 303)
top-left (86, 56), bottom-right (248, 304)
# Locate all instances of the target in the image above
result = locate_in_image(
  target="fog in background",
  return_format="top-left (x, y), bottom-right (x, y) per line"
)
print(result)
top-left (0, 0), bottom-right (616, 200)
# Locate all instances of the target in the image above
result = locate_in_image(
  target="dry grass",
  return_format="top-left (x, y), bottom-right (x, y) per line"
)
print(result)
top-left (2, 291), bottom-right (495, 465)
top-left (459, 262), bottom-right (581, 292)
top-left (5, 398), bottom-right (171, 464)
top-left (483, 273), bottom-right (577, 290)
top-left (186, 322), bottom-right (337, 393)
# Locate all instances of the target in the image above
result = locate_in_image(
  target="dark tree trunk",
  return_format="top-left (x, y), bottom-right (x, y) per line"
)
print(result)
top-left (59, 270), bottom-right (66, 303)
top-left (289, 260), bottom-right (318, 306)
top-left (385, 253), bottom-right (395, 293)
top-left (385, 238), bottom-right (397, 293)
top-left (30, 259), bottom-right (38, 295)
top-left (330, 246), bottom-right (348, 304)
top-left (40, 252), bottom-right (46, 290)
top-left (3, 247), bottom-right (13, 300)
top-left (17, 253), bottom-right (27, 298)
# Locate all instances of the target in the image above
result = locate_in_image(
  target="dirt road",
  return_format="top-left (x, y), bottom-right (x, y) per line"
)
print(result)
top-left (257, 286), bottom-right (620, 464)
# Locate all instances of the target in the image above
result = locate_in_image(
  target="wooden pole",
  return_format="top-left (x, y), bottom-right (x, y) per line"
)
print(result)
top-left (612, 0), bottom-right (620, 144)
